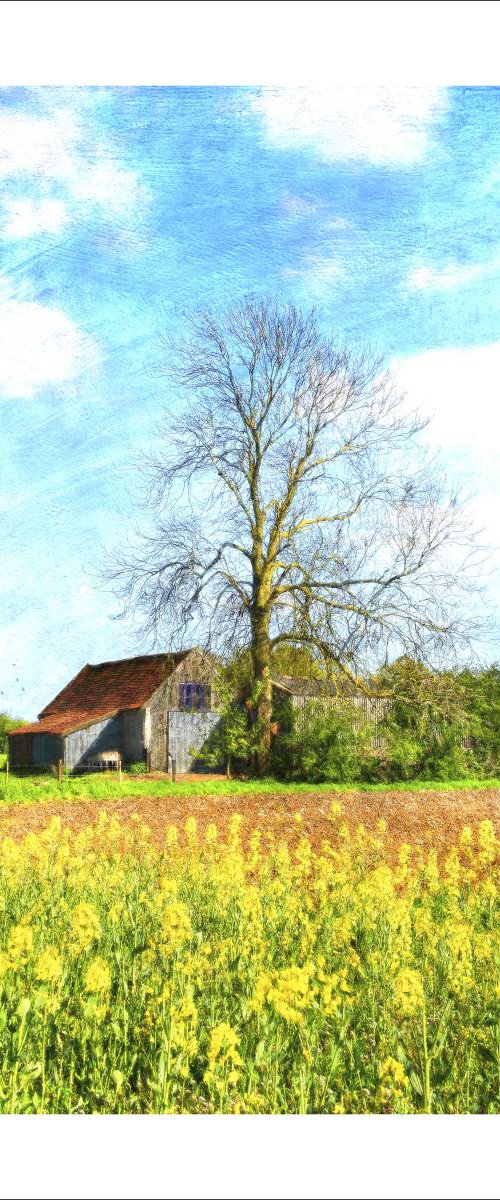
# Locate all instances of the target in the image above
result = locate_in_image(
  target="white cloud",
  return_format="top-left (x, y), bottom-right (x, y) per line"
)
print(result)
top-left (323, 216), bottom-right (352, 232)
top-left (282, 251), bottom-right (345, 295)
top-left (406, 258), bottom-right (500, 293)
top-left (249, 87), bottom-right (448, 165)
top-left (0, 109), bottom-right (77, 180)
top-left (3, 197), bottom-right (69, 238)
top-left (280, 193), bottom-right (320, 218)
top-left (392, 344), bottom-right (500, 623)
top-left (0, 297), bottom-right (100, 398)
top-left (0, 105), bottom-right (149, 238)
top-left (70, 159), bottom-right (147, 215)
top-left (392, 342), bottom-right (500, 469)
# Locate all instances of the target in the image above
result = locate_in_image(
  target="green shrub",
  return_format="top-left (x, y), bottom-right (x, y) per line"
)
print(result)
top-left (271, 702), bottom-right (369, 783)
top-left (457, 665), bottom-right (500, 776)
top-left (126, 761), bottom-right (147, 775)
top-left (361, 726), bottom-right (470, 784)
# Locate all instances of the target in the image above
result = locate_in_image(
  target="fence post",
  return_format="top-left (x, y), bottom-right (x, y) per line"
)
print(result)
top-left (118, 759), bottom-right (122, 785)
top-left (172, 756), bottom-right (176, 783)
top-left (5, 760), bottom-right (8, 788)
top-left (58, 758), bottom-right (62, 785)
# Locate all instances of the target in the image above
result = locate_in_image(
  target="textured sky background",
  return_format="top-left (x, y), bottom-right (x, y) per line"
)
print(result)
top-left (1, 85), bottom-right (499, 718)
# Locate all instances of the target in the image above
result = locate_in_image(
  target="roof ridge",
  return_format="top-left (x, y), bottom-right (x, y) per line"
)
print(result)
top-left (87, 650), bottom-right (192, 668)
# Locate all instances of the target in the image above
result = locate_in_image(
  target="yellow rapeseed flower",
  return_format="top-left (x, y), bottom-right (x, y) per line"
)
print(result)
top-left (252, 964), bottom-right (316, 1024)
top-left (161, 901), bottom-right (193, 955)
top-left (478, 820), bottom-right (497, 867)
top-left (70, 901), bottom-right (101, 951)
top-left (393, 968), bottom-right (424, 1019)
top-left (204, 1022), bottom-right (243, 1088)
top-left (84, 957), bottom-right (111, 993)
top-left (377, 1056), bottom-right (409, 1106)
top-left (0, 951), bottom-right (11, 978)
top-left (8, 924), bottom-right (33, 966)
top-left (36, 947), bottom-right (63, 983)
top-left (159, 877), bottom-right (178, 900)
top-left (205, 823), bottom-right (218, 846)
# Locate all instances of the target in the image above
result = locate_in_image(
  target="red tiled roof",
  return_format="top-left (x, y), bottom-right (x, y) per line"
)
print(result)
top-left (7, 710), bottom-right (120, 737)
top-left (9, 652), bottom-right (192, 737)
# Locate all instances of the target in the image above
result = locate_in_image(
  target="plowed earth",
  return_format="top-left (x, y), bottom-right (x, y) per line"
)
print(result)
top-left (1, 787), bottom-right (500, 859)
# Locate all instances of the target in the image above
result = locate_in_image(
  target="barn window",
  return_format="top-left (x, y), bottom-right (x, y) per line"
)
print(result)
top-left (179, 683), bottom-right (210, 711)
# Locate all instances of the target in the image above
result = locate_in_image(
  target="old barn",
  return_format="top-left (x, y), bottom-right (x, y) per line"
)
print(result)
top-left (272, 675), bottom-right (391, 745)
top-left (8, 649), bottom-right (219, 774)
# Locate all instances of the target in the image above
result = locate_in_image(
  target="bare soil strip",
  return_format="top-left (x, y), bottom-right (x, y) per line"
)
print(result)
top-left (1, 788), bottom-right (500, 856)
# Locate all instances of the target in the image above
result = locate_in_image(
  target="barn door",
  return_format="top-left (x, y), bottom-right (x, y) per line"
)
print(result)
top-left (167, 710), bottom-right (221, 774)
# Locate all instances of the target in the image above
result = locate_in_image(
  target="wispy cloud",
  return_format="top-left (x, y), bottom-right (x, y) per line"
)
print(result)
top-left (0, 296), bottom-right (100, 398)
top-left (391, 343), bottom-right (500, 613)
top-left (406, 257), bottom-right (500, 293)
top-left (279, 193), bottom-right (321, 218)
top-left (282, 251), bottom-right (345, 295)
top-left (0, 102), bottom-right (150, 239)
top-left (3, 197), bottom-right (69, 239)
top-left (249, 87), bottom-right (448, 165)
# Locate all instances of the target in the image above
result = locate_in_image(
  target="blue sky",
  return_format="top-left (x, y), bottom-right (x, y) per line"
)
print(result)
top-left (1, 85), bottom-right (499, 718)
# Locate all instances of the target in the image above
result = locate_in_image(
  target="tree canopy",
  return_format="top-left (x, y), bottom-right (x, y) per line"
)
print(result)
top-left (109, 297), bottom-right (486, 770)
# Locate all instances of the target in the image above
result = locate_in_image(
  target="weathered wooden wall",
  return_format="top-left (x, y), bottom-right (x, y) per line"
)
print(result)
top-left (122, 709), bottom-right (144, 763)
top-left (167, 710), bottom-right (221, 774)
top-left (32, 734), bottom-right (64, 766)
top-left (10, 733), bottom-right (63, 767)
top-left (149, 650), bottom-right (217, 771)
top-left (64, 715), bottom-right (122, 770)
top-left (284, 692), bottom-right (392, 748)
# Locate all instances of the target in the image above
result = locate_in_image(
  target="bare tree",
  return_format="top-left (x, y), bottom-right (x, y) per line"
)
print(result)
top-left (108, 297), bottom-right (485, 772)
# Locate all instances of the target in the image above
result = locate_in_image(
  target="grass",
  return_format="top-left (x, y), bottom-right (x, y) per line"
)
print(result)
top-left (0, 771), bottom-right (499, 808)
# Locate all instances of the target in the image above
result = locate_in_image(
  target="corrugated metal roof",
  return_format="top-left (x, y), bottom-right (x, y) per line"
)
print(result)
top-left (272, 674), bottom-right (356, 697)
top-left (9, 651), bottom-right (192, 737)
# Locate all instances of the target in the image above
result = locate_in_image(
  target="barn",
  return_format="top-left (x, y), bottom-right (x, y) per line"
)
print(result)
top-left (272, 675), bottom-right (391, 744)
top-left (8, 649), bottom-right (220, 774)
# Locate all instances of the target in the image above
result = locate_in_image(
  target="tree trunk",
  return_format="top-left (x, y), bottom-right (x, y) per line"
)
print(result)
top-left (252, 606), bottom-right (272, 776)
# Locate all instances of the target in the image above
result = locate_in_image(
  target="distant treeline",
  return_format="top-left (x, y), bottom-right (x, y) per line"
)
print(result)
top-left (0, 714), bottom-right (26, 755)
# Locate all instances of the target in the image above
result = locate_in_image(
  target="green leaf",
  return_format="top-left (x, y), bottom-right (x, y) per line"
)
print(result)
top-left (255, 1039), bottom-right (266, 1066)
top-left (25, 1061), bottom-right (42, 1079)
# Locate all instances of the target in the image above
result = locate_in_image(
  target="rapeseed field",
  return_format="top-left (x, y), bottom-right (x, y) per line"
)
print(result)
top-left (0, 804), bottom-right (499, 1113)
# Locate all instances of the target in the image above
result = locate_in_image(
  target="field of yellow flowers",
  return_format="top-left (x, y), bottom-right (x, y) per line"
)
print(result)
top-left (0, 802), bottom-right (499, 1114)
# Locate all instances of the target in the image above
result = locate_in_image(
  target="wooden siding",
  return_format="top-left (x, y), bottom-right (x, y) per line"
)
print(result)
top-left (149, 649), bottom-right (217, 771)
top-left (167, 710), bottom-right (221, 773)
top-left (122, 709), bottom-right (145, 763)
top-left (10, 732), bottom-right (63, 768)
top-left (64, 715), bottom-right (122, 770)
top-left (32, 734), bottom-right (64, 766)
top-left (9, 733), bottom-right (34, 766)
top-left (280, 691), bottom-right (392, 749)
